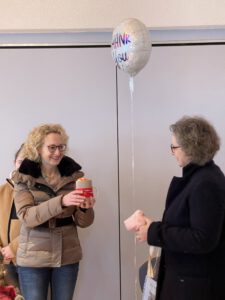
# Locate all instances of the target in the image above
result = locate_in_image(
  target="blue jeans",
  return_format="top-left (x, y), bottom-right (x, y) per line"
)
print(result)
top-left (17, 263), bottom-right (79, 300)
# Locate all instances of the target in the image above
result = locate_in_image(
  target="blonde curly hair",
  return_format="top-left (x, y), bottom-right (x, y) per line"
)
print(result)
top-left (23, 124), bottom-right (69, 162)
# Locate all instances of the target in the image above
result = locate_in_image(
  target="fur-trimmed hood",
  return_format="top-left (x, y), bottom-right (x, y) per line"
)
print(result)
top-left (18, 156), bottom-right (82, 178)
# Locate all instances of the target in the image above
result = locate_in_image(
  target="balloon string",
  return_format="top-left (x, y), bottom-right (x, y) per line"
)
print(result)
top-left (134, 235), bottom-right (138, 300)
top-left (129, 76), bottom-right (138, 300)
top-left (129, 76), bottom-right (135, 187)
top-left (129, 76), bottom-right (134, 97)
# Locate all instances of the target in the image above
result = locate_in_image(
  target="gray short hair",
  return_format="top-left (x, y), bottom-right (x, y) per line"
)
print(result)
top-left (170, 116), bottom-right (220, 166)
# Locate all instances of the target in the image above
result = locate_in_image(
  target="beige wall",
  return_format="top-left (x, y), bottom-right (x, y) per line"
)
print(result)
top-left (0, 0), bottom-right (225, 32)
top-left (1, 25), bottom-right (225, 300)
top-left (0, 47), bottom-right (120, 300)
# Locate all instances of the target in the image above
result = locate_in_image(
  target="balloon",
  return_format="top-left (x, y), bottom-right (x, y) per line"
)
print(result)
top-left (111, 18), bottom-right (151, 77)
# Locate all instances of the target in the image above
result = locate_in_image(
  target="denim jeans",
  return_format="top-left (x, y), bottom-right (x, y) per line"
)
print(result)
top-left (17, 263), bottom-right (79, 300)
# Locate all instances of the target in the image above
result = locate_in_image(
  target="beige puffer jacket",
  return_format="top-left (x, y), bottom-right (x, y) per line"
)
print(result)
top-left (12, 156), bottom-right (94, 268)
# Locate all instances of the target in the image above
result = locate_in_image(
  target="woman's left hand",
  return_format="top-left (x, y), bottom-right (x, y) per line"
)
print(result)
top-left (80, 197), bottom-right (96, 209)
top-left (136, 217), bottom-right (152, 242)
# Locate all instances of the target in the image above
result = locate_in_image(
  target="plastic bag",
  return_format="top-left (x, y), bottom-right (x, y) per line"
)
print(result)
top-left (142, 246), bottom-right (161, 300)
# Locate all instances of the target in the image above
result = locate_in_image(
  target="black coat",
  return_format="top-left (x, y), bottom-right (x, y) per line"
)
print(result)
top-left (148, 161), bottom-right (225, 300)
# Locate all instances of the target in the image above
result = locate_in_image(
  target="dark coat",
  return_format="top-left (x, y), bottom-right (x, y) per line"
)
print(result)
top-left (148, 161), bottom-right (225, 300)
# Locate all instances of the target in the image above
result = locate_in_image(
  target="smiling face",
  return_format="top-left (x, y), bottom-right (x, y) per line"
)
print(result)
top-left (39, 133), bottom-right (66, 169)
top-left (171, 134), bottom-right (190, 168)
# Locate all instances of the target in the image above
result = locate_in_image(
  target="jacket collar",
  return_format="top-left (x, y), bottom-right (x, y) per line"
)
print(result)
top-left (165, 160), bottom-right (214, 210)
top-left (6, 178), bottom-right (14, 187)
top-left (182, 160), bottom-right (214, 178)
top-left (18, 156), bottom-right (82, 178)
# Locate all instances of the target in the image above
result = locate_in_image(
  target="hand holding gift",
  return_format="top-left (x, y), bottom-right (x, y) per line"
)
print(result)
top-left (124, 210), bottom-right (147, 232)
top-left (124, 210), bottom-right (153, 242)
top-left (62, 177), bottom-right (96, 208)
top-left (136, 216), bottom-right (152, 242)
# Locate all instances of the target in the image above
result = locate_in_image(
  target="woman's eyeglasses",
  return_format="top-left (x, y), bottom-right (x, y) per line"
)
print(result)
top-left (170, 144), bottom-right (181, 153)
top-left (47, 144), bottom-right (67, 153)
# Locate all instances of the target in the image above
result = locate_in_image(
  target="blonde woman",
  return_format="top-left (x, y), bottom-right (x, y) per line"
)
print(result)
top-left (13, 124), bottom-right (95, 300)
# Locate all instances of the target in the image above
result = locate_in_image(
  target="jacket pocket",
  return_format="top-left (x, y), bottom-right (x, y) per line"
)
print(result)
top-left (177, 275), bottom-right (211, 300)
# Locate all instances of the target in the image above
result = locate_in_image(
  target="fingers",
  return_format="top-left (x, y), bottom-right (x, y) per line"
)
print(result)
top-left (80, 197), bottom-right (96, 209)
top-left (62, 193), bottom-right (83, 207)
top-left (135, 231), bottom-right (146, 242)
top-left (63, 191), bottom-right (96, 208)
top-left (1, 247), bottom-right (6, 255)
top-left (135, 223), bottom-right (149, 242)
top-left (4, 255), bottom-right (13, 260)
top-left (1, 247), bottom-right (14, 261)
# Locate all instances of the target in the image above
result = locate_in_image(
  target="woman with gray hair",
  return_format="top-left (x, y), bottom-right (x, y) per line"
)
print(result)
top-left (136, 116), bottom-right (225, 300)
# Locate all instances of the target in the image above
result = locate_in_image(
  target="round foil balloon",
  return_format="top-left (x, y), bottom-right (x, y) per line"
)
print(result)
top-left (111, 18), bottom-right (151, 77)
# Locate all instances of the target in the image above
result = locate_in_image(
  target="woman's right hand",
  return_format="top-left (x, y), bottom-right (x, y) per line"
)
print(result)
top-left (1, 245), bottom-right (15, 260)
top-left (62, 190), bottom-right (85, 207)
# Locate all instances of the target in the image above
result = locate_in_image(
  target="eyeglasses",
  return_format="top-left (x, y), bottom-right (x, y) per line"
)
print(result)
top-left (170, 144), bottom-right (181, 153)
top-left (47, 144), bottom-right (67, 153)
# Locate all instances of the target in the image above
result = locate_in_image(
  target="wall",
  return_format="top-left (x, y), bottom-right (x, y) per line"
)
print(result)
top-left (0, 46), bottom-right (120, 300)
top-left (1, 8), bottom-right (225, 298)
top-left (1, 42), bottom-right (224, 300)
top-left (118, 43), bottom-right (225, 299)
top-left (0, 0), bottom-right (225, 32)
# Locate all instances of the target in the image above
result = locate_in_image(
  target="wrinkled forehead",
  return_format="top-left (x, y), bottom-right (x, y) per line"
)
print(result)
top-left (171, 134), bottom-right (179, 145)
